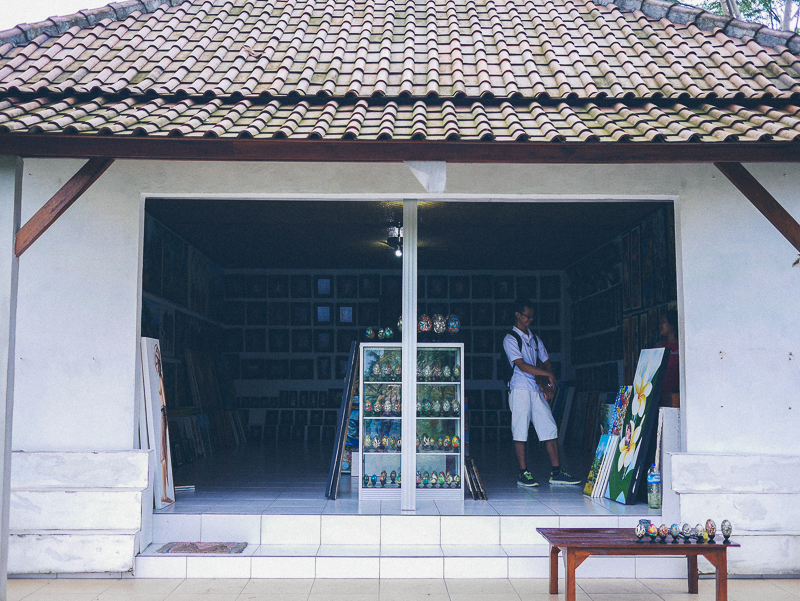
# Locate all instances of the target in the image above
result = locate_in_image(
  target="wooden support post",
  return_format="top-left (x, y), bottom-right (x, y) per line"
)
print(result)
top-left (714, 162), bottom-right (800, 253)
top-left (0, 157), bottom-right (22, 601)
top-left (14, 158), bottom-right (113, 257)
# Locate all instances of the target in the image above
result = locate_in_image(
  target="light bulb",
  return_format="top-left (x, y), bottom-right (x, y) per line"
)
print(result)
top-left (395, 247), bottom-right (402, 257)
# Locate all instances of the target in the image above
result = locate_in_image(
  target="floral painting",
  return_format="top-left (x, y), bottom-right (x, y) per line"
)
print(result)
top-left (606, 348), bottom-right (669, 504)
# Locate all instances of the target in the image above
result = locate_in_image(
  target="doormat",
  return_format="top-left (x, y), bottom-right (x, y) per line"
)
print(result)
top-left (157, 542), bottom-right (247, 554)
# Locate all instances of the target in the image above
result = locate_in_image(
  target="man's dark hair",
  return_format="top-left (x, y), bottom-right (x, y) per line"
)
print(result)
top-left (513, 298), bottom-right (535, 316)
top-left (664, 309), bottom-right (679, 334)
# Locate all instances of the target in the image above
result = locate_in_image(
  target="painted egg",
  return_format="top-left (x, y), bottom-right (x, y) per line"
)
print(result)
top-left (384, 327), bottom-right (393, 339)
top-left (383, 399), bottom-right (392, 414)
top-left (670, 524), bottom-right (680, 541)
top-left (416, 435), bottom-right (420, 450)
top-left (432, 399), bottom-right (441, 415)
top-left (397, 316), bottom-right (402, 332)
top-left (438, 473), bottom-right (446, 486)
top-left (432, 365), bottom-right (443, 379)
top-left (452, 402), bottom-right (460, 416)
top-left (658, 524), bottom-right (669, 541)
top-left (422, 434), bottom-right (430, 449)
top-left (422, 471), bottom-right (430, 486)
top-left (453, 363), bottom-right (461, 378)
top-left (382, 363), bottom-right (393, 378)
top-left (681, 523), bottom-right (692, 540)
top-left (706, 519), bottom-right (716, 541)
top-left (397, 471), bottom-right (401, 484)
top-left (372, 363), bottom-right (381, 377)
top-left (397, 437), bottom-right (401, 450)
top-left (377, 328), bottom-right (385, 340)
top-left (428, 471), bottom-right (437, 487)
top-left (416, 364), bottom-right (422, 378)
top-left (647, 524), bottom-right (658, 540)
top-left (416, 399), bottom-right (422, 414)
top-left (381, 435), bottom-right (389, 449)
top-left (454, 474), bottom-right (461, 487)
top-left (443, 365), bottom-right (451, 380)
top-left (370, 474), bottom-right (378, 487)
top-left (363, 474), bottom-right (369, 487)
top-left (389, 436), bottom-right (397, 449)
top-left (380, 470), bottom-right (387, 486)
top-left (445, 473), bottom-right (453, 486)
top-left (393, 399), bottom-right (401, 413)
top-left (364, 434), bottom-right (372, 449)
top-left (364, 399), bottom-right (373, 415)
top-left (447, 314), bottom-right (460, 334)
top-left (416, 471), bottom-right (422, 485)
top-left (423, 399), bottom-right (432, 414)
top-left (443, 436), bottom-right (451, 450)
top-left (442, 399), bottom-right (451, 414)
top-left (365, 327), bottom-right (376, 339)
top-left (394, 363), bottom-right (402, 377)
top-left (635, 523), bottom-right (646, 540)
top-left (695, 524), bottom-right (705, 541)
top-left (419, 314), bottom-right (432, 332)
top-left (452, 435), bottom-right (460, 449)
top-left (422, 364), bottom-right (433, 380)
top-left (390, 470), bottom-right (397, 484)
top-left (721, 519), bottom-right (732, 541)
top-left (433, 314), bottom-right (446, 334)
top-left (437, 437), bottom-right (443, 449)
top-left (372, 437), bottom-right (379, 450)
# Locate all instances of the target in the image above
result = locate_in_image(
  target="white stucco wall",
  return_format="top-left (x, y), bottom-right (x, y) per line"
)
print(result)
top-left (5, 158), bottom-right (799, 573)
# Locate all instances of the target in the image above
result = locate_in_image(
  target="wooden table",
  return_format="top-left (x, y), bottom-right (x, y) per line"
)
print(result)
top-left (537, 528), bottom-right (739, 601)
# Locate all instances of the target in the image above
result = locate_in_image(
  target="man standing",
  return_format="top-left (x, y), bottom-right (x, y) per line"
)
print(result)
top-left (503, 299), bottom-right (580, 487)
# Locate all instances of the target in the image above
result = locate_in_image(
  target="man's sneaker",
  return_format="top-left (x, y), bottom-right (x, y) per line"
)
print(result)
top-left (549, 469), bottom-right (581, 486)
top-left (517, 470), bottom-right (538, 487)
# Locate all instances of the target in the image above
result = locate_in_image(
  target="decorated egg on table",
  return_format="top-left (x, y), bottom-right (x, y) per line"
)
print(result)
top-left (695, 524), bottom-right (705, 541)
top-left (364, 399), bottom-right (373, 415)
top-left (377, 328), bottom-right (386, 340)
top-left (419, 314), bottom-right (432, 332)
top-left (381, 435), bottom-right (389, 449)
top-left (658, 524), bottom-right (669, 542)
top-left (380, 470), bottom-right (387, 487)
top-left (447, 314), bottom-right (460, 334)
top-left (443, 365), bottom-right (451, 380)
top-left (422, 364), bottom-right (433, 380)
top-left (721, 520), bottom-right (732, 543)
top-left (432, 399), bottom-right (441, 415)
top-left (438, 472), bottom-right (446, 487)
top-left (681, 523), bottom-right (692, 541)
top-left (372, 436), bottom-right (379, 450)
top-left (437, 437), bottom-right (443, 449)
top-left (432, 364), bottom-right (442, 380)
top-left (370, 474), bottom-right (377, 487)
top-left (433, 314), bottom-right (446, 334)
top-left (452, 435), bottom-right (460, 450)
top-left (364, 434), bottom-right (372, 449)
top-left (393, 398), bottom-right (401, 414)
top-left (670, 524), bottom-right (680, 542)
top-left (442, 399), bottom-right (451, 414)
top-left (384, 327), bottom-right (393, 339)
top-left (365, 327), bottom-right (376, 339)
top-left (397, 316), bottom-right (402, 332)
top-left (647, 524), bottom-right (658, 541)
top-left (416, 364), bottom-right (422, 378)
top-left (416, 471), bottom-right (422, 486)
top-left (383, 398), bottom-right (392, 414)
top-left (635, 523), bottom-right (646, 541)
top-left (363, 474), bottom-right (369, 487)
top-left (445, 472), bottom-right (453, 487)
top-left (705, 519), bottom-right (717, 541)
top-left (422, 434), bottom-right (430, 449)
top-left (443, 436), bottom-right (451, 450)
top-left (454, 474), bottom-right (461, 487)
top-left (390, 470), bottom-right (397, 484)
top-left (422, 471), bottom-right (430, 486)
top-left (428, 472), bottom-right (437, 487)
top-left (382, 363), bottom-right (394, 379)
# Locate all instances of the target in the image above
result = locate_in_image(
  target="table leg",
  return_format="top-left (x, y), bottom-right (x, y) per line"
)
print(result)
top-left (688, 555), bottom-right (698, 594)
top-left (564, 549), bottom-right (578, 601)
top-left (549, 545), bottom-right (559, 594)
top-left (705, 550), bottom-right (728, 601)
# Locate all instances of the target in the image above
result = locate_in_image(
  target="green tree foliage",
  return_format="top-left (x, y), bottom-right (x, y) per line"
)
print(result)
top-left (684, 0), bottom-right (799, 31)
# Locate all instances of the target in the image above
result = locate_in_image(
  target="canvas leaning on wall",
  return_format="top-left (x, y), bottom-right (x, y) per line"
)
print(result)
top-left (142, 337), bottom-right (175, 509)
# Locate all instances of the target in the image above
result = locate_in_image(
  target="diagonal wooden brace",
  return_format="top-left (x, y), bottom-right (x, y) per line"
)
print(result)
top-left (15, 158), bottom-right (114, 257)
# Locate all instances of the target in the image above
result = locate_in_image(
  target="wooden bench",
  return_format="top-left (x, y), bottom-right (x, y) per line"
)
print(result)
top-left (537, 527), bottom-right (739, 601)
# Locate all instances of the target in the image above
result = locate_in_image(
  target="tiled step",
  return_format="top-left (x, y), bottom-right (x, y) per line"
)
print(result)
top-left (138, 512), bottom-right (686, 579)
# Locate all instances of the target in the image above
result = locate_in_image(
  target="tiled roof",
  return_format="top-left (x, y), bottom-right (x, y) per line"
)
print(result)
top-left (0, 0), bottom-right (799, 147)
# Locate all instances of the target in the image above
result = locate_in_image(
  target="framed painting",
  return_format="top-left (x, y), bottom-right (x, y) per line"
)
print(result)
top-left (606, 349), bottom-right (669, 504)
top-left (315, 275), bottom-right (333, 298)
top-left (337, 305), bottom-right (355, 325)
top-left (493, 275), bottom-right (515, 299)
top-left (358, 274), bottom-right (380, 298)
top-left (315, 304), bottom-right (332, 324)
top-left (141, 338), bottom-right (175, 508)
top-left (337, 275), bottom-right (357, 299)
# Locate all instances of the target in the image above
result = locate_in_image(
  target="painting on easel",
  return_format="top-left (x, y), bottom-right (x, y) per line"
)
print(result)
top-left (142, 337), bottom-right (175, 509)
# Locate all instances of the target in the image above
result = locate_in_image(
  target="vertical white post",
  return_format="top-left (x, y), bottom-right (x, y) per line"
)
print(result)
top-left (0, 157), bottom-right (21, 601)
top-left (400, 200), bottom-right (417, 513)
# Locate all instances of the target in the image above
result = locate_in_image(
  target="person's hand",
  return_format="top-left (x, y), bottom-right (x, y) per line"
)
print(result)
top-left (548, 372), bottom-right (556, 389)
top-left (543, 386), bottom-right (555, 402)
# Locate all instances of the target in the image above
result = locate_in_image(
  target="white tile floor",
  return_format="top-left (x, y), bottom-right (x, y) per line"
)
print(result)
top-left (7, 578), bottom-right (800, 601)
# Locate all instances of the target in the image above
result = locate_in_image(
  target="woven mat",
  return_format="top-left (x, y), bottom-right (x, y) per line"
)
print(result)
top-left (157, 542), bottom-right (247, 554)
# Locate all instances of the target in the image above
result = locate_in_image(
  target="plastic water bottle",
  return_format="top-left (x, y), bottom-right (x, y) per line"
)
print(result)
top-left (647, 464), bottom-right (662, 509)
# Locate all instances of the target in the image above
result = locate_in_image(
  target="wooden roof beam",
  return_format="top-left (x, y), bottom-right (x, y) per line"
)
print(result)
top-left (15, 158), bottom-right (114, 257)
top-left (715, 162), bottom-right (800, 253)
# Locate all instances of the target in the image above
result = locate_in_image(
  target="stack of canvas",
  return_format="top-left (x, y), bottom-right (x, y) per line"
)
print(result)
top-left (583, 386), bottom-right (630, 497)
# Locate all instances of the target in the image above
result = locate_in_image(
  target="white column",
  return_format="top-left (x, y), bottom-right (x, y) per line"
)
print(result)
top-left (400, 200), bottom-right (417, 513)
top-left (0, 157), bottom-right (21, 601)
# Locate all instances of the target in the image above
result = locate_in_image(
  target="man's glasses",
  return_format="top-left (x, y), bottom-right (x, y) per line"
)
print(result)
top-left (520, 313), bottom-right (535, 320)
